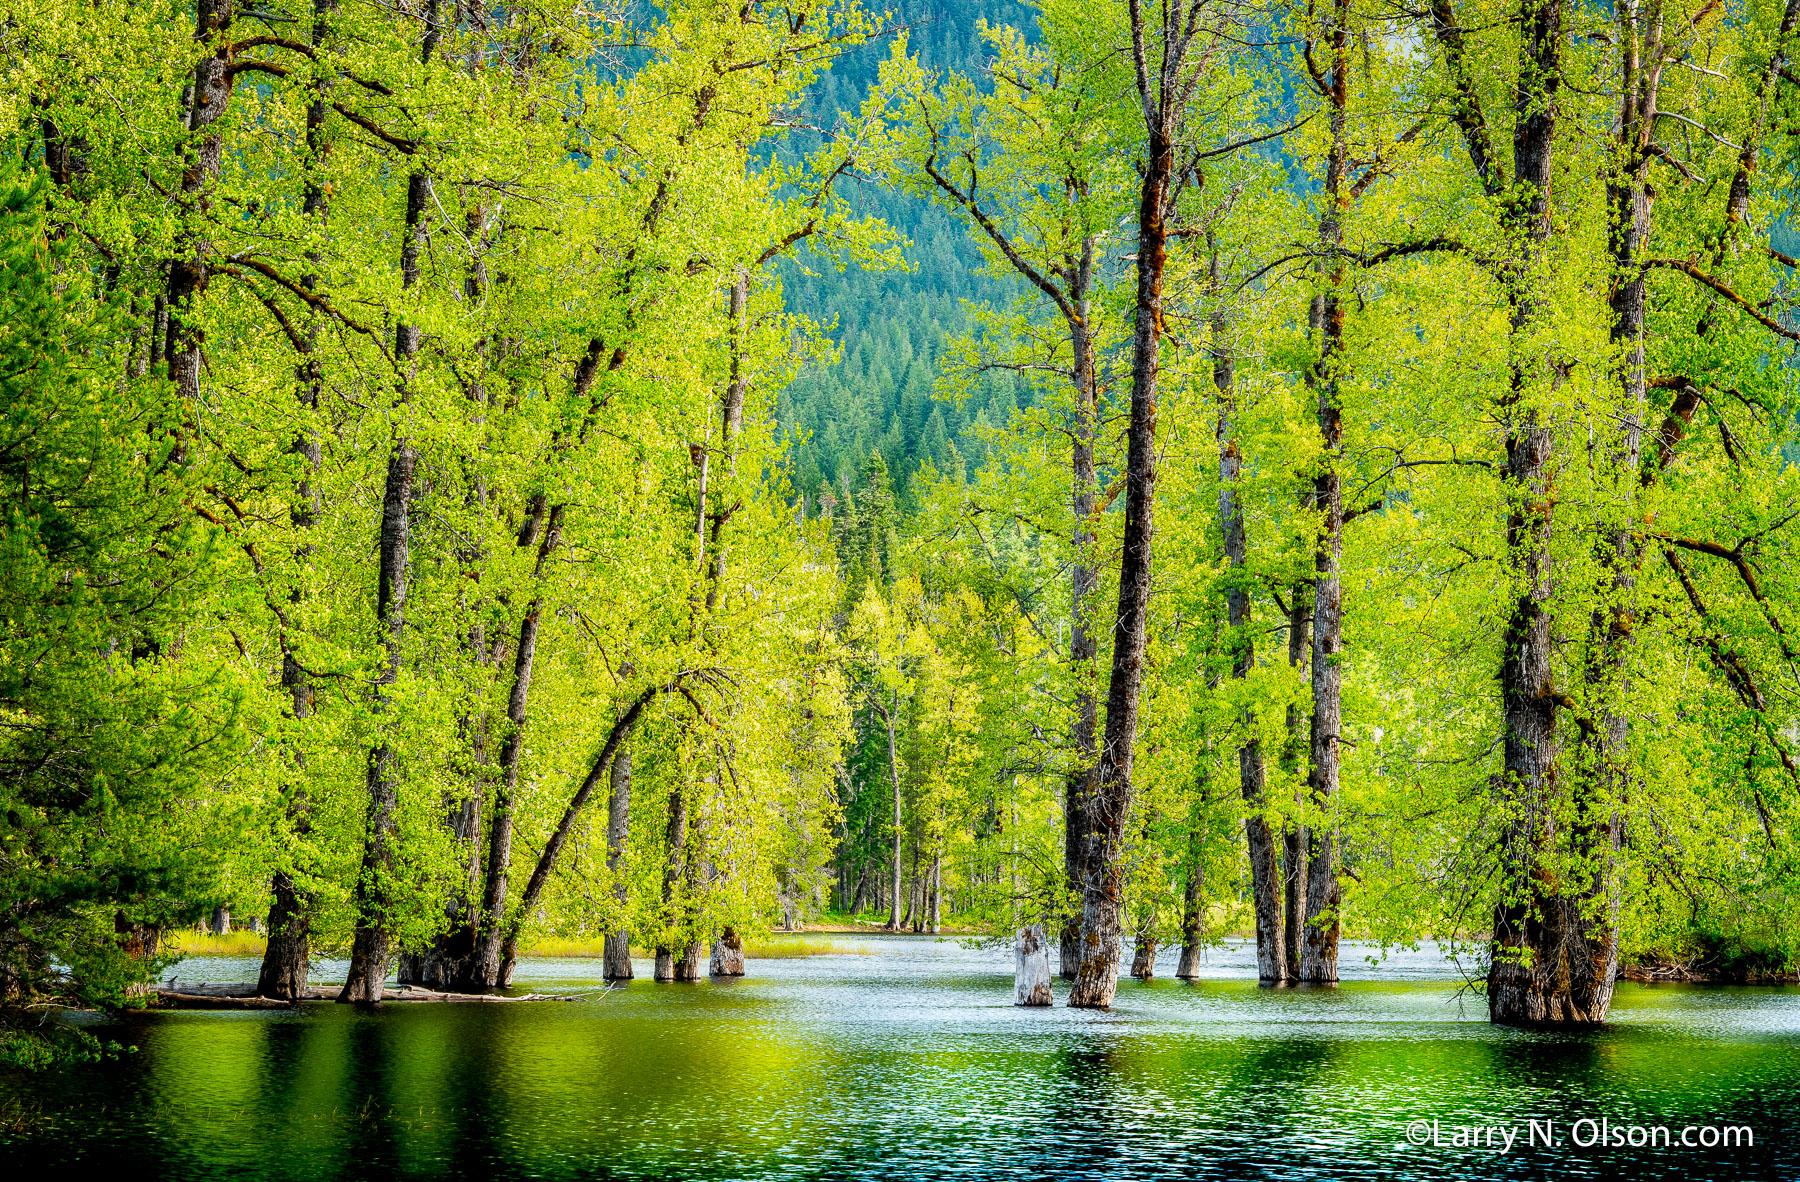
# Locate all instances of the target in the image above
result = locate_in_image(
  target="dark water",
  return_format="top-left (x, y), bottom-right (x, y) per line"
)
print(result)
top-left (2, 935), bottom-right (1796, 1180)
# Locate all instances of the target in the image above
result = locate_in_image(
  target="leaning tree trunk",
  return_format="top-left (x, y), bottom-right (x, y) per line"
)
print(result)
top-left (603, 745), bottom-right (634, 980)
top-left (472, 503), bottom-right (564, 988)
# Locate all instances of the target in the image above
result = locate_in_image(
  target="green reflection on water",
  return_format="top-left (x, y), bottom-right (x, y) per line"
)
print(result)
top-left (3, 941), bottom-right (1796, 1180)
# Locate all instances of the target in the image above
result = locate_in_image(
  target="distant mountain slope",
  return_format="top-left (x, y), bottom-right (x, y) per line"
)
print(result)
top-left (778, 0), bottom-right (1037, 511)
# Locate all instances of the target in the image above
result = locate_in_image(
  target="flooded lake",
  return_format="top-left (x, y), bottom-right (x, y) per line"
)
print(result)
top-left (2, 935), bottom-right (1794, 1178)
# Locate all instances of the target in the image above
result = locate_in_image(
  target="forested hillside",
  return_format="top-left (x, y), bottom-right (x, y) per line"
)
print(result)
top-left (777, 0), bottom-right (1036, 509)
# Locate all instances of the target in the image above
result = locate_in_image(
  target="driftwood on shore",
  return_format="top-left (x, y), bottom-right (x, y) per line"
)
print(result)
top-left (152, 981), bottom-right (581, 1008)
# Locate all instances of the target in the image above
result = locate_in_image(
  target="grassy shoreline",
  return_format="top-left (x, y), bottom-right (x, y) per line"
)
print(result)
top-left (164, 930), bottom-right (871, 960)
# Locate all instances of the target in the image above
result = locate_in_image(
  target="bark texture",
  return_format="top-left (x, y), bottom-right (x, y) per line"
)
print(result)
top-left (1015, 924), bottom-right (1053, 1006)
top-left (709, 927), bottom-right (744, 977)
top-left (1300, 1), bottom-right (1350, 984)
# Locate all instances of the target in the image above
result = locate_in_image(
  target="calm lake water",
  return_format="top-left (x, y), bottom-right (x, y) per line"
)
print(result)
top-left (2, 934), bottom-right (1796, 1179)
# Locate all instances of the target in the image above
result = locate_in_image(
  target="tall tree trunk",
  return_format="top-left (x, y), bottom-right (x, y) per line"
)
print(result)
top-left (655, 782), bottom-right (688, 983)
top-left (1063, 269), bottom-right (1101, 978)
top-left (339, 2), bottom-right (438, 993)
top-left (1214, 250), bottom-right (1285, 984)
top-left (165, 0), bottom-right (232, 409)
top-left (879, 698), bottom-right (904, 932)
top-left (1482, 0), bottom-right (1619, 1027)
top-left (603, 745), bottom-right (634, 980)
top-left (256, 0), bottom-right (338, 1004)
top-left (1176, 812), bottom-right (1205, 979)
top-left (674, 787), bottom-right (709, 981)
top-left (338, 440), bottom-right (415, 1003)
top-left (1300, 0), bottom-right (1351, 984)
top-left (928, 853), bottom-right (942, 934)
top-left (1070, 86), bottom-right (1172, 1010)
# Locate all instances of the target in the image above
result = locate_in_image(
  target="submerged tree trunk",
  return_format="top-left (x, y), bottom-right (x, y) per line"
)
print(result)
top-left (655, 781), bottom-right (688, 983)
top-left (603, 745), bottom-right (634, 980)
top-left (1068, 14), bottom-right (1202, 1002)
top-left (256, 0), bottom-right (336, 1005)
top-left (1300, 4), bottom-right (1351, 985)
top-left (1214, 251), bottom-right (1284, 985)
top-left (1129, 935), bottom-right (1158, 980)
top-left (1176, 821), bottom-right (1205, 980)
top-left (709, 926), bottom-right (744, 977)
top-left (1015, 923), bottom-right (1053, 1006)
top-left (1282, 578), bottom-right (1312, 980)
top-left (339, 7), bottom-right (439, 1005)
top-left (1478, 0), bottom-right (1617, 1026)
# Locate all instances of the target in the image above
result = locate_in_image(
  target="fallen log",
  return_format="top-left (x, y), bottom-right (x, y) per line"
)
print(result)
top-left (153, 981), bottom-right (581, 1008)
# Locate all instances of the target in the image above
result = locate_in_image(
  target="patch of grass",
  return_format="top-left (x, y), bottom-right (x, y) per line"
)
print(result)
top-left (745, 936), bottom-right (869, 958)
top-left (516, 934), bottom-right (869, 959)
top-left (165, 930), bottom-right (268, 957)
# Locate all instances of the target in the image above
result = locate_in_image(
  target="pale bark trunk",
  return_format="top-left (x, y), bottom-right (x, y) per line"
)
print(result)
top-left (1015, 923), bottom-right (1053, 1006)
top-left (928, 854), bottom-right (941, 934)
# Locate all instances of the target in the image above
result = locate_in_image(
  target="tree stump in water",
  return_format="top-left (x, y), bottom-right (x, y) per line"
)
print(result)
top-left (603, 930), bottom-right (633, 980)
top-left (1175, 940), bottom-right (1203, 980)
top-left (1015, 924), bottom-right (1053, 1006)
top-left (1130, 935), bottom-right (1158, 979)
top-left (674, 941), bottom-right (704, 982)
top-left (710, 927), bottom-right (745, 976)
